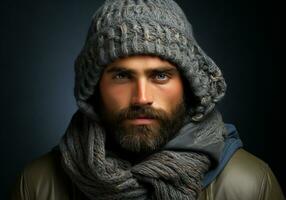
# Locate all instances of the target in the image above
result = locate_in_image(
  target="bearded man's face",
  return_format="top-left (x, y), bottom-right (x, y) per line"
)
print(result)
top-left (98, 55), bottom-right (186, 153)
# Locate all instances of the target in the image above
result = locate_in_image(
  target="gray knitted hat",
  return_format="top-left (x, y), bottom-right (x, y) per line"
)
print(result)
top-left (74, 0), bottom-right (227, 122)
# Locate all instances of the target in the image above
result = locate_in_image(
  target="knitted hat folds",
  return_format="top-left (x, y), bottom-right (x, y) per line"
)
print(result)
top-left (74, 0), bottom-right (227, 121)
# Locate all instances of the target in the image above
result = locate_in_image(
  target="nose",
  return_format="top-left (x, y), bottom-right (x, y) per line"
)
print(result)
top-left (131, 79), bottom-right (153, 106)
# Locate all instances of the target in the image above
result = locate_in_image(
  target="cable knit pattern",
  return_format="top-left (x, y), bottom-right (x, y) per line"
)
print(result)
top-left (74, 0), bottom-right (227, 122)
top-left (59, 110), bottom-right (225, 200)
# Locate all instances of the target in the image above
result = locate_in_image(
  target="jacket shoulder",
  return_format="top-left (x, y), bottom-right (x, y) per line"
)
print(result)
top-left (24, 151), bottom-right (64, 180)
top-left (210, 148), bottom-right (284, 200)
top-left (11, 151), bottom-right (74, 200)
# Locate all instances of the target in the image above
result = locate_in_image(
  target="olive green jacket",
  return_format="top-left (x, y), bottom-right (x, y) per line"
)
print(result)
top-left (11, 149), bottom-right (284, 200)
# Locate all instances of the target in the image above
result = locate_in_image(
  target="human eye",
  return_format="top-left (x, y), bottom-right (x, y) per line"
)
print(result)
top-left (152, 72), bottom-right (170, 83)
top-left (111, 71), bottom-right (132, 84)
top-left (112, 71), bottom-right (131, 81)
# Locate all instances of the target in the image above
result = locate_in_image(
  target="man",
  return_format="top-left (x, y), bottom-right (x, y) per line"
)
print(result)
top-left (11, 0), bottom-right (284, 199)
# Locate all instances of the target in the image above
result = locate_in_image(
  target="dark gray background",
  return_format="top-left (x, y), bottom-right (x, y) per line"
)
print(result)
top-left (1, 0), bottom-right (284, 198)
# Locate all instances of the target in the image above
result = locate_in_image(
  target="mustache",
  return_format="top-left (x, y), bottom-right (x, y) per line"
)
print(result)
top-left (116, 105), bottom-right (168, 122)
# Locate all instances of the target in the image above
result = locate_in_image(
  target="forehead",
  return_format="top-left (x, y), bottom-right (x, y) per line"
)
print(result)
top-left (105, 55), bottom-right (178, 71)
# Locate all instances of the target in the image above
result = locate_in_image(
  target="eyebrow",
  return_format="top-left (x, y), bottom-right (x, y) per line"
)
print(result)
top-left (105, 65), bottom-right (178, 75)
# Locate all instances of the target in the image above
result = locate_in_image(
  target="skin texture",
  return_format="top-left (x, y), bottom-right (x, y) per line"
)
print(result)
top-left (98, 55), bottom-right (186, 154)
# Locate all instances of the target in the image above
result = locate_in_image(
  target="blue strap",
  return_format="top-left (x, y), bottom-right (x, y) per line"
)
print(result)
top-left (202, 123), bottom-right (243, 187)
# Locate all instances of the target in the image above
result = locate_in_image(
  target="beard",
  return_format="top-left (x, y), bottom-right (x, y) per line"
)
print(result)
top-left (99, 100), bottom-right (187, 155)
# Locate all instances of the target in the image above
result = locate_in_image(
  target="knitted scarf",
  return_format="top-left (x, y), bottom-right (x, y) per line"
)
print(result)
top-left (59, 110), bottom-right (226, 200)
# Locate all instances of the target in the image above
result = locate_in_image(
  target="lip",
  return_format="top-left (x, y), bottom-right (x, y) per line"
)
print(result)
top-left (126, 118), bottom-right (155, 125)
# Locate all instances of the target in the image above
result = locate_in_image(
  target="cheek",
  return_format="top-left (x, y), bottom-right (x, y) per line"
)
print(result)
top-left (100, 82), bottom-right (131, 112)
top-left (154, 80), bottom-right (184, 111)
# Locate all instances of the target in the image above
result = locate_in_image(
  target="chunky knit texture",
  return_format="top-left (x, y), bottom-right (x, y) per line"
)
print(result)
top-left (74, 0), bottom-right (227, 122)
top-left (59, 109), bottom-right (226, 200)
